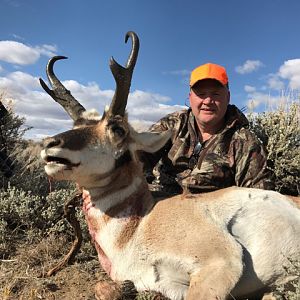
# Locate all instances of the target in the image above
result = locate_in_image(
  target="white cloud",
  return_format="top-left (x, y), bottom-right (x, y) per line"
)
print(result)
top-left (247, 99), bottom-right (261, 110)
top-left (11, 33), bottom-right (25, 41)
top-left (278, 59), bottom-right (300, 89)
top-left (244, 88), bottom-right (299, 112)
top-left (0, 41), bottom-right (39, 65)
top-left (162, 69), bottom-right (191, 87)
top-left (267, 74), bottom-right (285, 91)
top-left (35, 44), bottom-right (57, 57)
top-left (126, 90), bottom-right (183, 125)
top-left (246, 92), bottom-right (282, 110)
top-left (0, 41), bottom-right (57, 65)
top-left (235, 60), bottom-right (264, 74)
top-left (244, 85), bottom-right (256, 93)
top-left (233, 59), bottom-right (300, 111)
top-left (0, 70), bottom-right (182, 140)
top-left (0, 71), bottom-right (40, 95)
top-left (163, 69), bottom-right (190, 76)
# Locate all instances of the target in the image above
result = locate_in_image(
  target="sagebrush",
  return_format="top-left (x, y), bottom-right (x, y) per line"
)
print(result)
top-left (249, 102), bottom-right (300, 195)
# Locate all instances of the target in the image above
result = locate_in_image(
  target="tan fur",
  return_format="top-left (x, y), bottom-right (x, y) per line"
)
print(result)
top-left (143, 194), bottom-right (240, 260)
top-left (288, 195), bottom-right (300, 207)
top-left (41, 112), bottom-right (300, 300)
top-left (116, 217), bottom-right (141, 249)
top-left (106, 184), bottom-right (148, 249)
top-left (93, 163), bottom-right (134, 198)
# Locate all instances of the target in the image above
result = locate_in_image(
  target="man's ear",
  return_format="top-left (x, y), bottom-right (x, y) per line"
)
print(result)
top-left (227, 90), bottom-right (231, 104)
top-left (130, 129), bottom-right (172, 153)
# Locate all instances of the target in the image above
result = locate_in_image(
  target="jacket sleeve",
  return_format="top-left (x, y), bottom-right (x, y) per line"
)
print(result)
top-left (233, 128), bottom-right (275, 190)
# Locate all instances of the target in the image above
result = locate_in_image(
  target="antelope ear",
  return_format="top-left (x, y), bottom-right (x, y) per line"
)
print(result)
top-left (130, 129), bottom-right (172, 153)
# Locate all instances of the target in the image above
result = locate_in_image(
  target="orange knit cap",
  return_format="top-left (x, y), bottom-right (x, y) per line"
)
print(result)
top-left (190, 63), bottom-right (228, 87)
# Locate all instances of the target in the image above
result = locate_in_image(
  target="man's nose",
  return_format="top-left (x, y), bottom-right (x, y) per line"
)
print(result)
top-left (203, 96), bottom-right (213, 104)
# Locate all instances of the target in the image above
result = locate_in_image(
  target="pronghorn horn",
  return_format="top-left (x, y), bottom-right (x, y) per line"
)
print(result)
top-left (108, 31), bottom-right (139, 117)
top-left (39, 56), bottom-right (86, 121)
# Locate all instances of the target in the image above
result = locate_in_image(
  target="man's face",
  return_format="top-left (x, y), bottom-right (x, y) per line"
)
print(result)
top-left (189, 79), bottom-right (230, 130)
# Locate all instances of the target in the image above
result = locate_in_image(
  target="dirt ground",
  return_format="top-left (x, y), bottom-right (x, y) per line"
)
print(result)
top-left (0, 236), bottom-right (103, 300)
top-left (1, 260), bottom-right (101, 299)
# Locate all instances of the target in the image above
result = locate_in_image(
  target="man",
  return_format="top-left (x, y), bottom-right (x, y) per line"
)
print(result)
top-left (142, 63), bottom-right (274, 195)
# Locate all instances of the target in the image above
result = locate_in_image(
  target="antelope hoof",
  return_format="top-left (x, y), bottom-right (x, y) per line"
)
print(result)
top-left (94, 280), bottom-right (122, 300)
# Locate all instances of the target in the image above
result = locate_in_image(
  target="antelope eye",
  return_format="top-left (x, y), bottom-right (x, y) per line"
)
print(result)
top-left (112, 125), bottom-right (125, 137)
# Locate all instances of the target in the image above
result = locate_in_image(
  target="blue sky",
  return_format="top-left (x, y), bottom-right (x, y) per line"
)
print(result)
top-left (0, 0), bottom-right (300, 139)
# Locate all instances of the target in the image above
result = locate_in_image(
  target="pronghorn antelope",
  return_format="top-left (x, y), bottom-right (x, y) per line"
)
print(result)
top-left (40, 32), bottom-right (300, 300)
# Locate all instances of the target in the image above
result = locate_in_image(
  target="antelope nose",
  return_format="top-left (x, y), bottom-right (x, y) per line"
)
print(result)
top-left (43, 137), bottom-right (62, 149)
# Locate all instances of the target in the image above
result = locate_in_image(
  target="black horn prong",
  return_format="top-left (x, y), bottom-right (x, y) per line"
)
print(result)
top-left (109, 57), bottom-right (127, 74)
top-left (39, 78), bottom-right (55, 97)
top-left (39, 56), bottom-right (86, 121)
top-left (108, 31), bottom-right (139, 117)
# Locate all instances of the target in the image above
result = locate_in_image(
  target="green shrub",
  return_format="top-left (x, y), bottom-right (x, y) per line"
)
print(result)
top-left (0, 186), bottom-right (93, 258)
top-left (249, 102), bottom-right (300, 195)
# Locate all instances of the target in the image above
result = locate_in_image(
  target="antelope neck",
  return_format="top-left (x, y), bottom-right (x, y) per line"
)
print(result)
top-left (83, 161), bottom-right (154, 215)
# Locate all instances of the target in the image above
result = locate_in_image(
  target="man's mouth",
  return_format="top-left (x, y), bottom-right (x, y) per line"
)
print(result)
top-left (201, 108), bottom-right (215, 112)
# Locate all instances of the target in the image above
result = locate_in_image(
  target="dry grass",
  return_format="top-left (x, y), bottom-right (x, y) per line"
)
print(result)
top-left (0, 235), bottom-right (102, 300)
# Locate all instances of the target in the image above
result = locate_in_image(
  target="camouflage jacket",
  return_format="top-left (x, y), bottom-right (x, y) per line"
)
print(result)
top-left (141, 104), bottom-right (275, 194)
